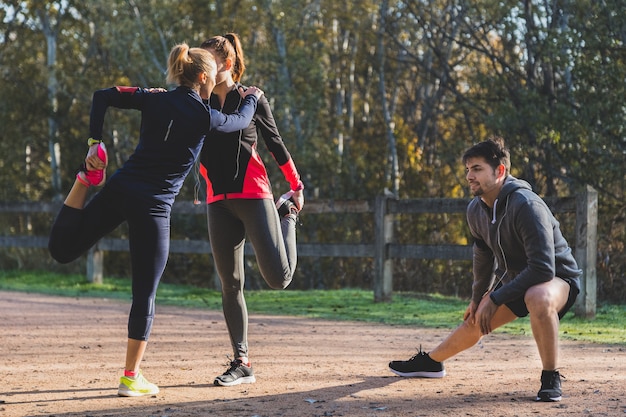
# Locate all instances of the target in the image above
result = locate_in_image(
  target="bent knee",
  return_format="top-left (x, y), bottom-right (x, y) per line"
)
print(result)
top-left (265, 274), bottom-right (292, 290)
top-left (48, 245), bottom-right (77, 264)
top-left (268, 279), bottom-right (292, 290)
top-left (524, 287), bottom-right (560, 315)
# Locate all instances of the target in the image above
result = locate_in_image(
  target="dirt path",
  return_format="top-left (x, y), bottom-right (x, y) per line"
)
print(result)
top-left (0, 291), bottom-right (624, 417)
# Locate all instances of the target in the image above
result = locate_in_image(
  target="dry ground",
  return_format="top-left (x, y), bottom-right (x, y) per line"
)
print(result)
top-left (0, 291), bottom-right (624, 417)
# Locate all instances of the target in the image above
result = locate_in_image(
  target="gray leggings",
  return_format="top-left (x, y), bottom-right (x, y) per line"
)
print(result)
top-left (207, 198), bottom-right (297, 358)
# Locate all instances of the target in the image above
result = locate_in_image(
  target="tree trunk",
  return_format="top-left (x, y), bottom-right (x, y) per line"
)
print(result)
top-left (377, 0), bottom-right (399, 197)
top-left (37, 9), bottom-right (63, 200)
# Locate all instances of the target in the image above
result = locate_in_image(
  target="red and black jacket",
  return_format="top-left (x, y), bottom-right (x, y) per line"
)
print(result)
top-left (199, 84), bottom-right (302, 203)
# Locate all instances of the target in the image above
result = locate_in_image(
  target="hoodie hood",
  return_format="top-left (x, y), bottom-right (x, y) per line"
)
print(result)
top-left (498, 176), bottom-right (532, 199)
top-left (487, 176), bottom-right (533, 224)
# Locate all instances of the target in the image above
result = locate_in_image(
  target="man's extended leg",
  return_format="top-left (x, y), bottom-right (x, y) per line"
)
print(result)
top-left (389, 300), bottom-right (517, 377)
top-left (428, 301), bottom-right (518, 362)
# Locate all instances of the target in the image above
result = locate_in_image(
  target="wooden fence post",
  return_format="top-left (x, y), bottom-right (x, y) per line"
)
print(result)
top-left (574, 185), bottom-right (598, 318)
top-left (374, 194), bottom-right (394, 302)
top-left (87, 245), bottom-right (103, 284)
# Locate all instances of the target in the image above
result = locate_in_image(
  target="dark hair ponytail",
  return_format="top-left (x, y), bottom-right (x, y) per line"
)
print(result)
top-left (200, 33), bottom-right (246, 83)
top-left (222, 33), bottom-right (246, 82)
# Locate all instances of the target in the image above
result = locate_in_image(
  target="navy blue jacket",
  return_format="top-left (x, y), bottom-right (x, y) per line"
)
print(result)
top-left (89, 86), bottom-right (258, 205)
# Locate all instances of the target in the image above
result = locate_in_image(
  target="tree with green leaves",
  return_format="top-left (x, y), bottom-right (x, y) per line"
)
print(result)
top-left (0, 0), bottom-right (623, 300)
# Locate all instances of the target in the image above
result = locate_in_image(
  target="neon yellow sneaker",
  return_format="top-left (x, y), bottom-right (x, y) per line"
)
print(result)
top-left (117, 372), bottom-right (160, 397)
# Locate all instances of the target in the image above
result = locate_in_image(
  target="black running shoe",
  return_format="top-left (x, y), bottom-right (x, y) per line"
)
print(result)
top-left (277, 198), bottom-right (297, 218)
top-left (214, 359), bottom-right (256, 387)
top-left (388, 347), bottom-right (446, 378)
top-left (536, 370), bottom-right (563, 402)
top-left (276, 190), bottom-right (299, 218)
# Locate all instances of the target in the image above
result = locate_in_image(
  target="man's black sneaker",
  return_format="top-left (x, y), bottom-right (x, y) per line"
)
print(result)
top-left (214, 359), bottom-right (256, 387)
top-left (388, 347), bottom-right (446, 378)
top-left (536, 370), bottom-right (563, 402)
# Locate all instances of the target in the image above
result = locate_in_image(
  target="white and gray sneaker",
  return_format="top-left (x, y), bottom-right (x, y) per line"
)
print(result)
top-left (214, 359), bottom-right (256, 387)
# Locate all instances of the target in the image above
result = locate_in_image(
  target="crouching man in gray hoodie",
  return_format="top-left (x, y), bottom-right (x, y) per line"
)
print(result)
top-left (388, 136), bottom-right (581, 402)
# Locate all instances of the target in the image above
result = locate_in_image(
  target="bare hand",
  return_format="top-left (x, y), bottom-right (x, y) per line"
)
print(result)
top-left (291, 189), bottom-right (304, 211)
top-left (463, 300), bottom-right (478, 324)
top-left (475, 295), bottom-right (499, 335)
top-left (239, 85), bottom-right (264, 100)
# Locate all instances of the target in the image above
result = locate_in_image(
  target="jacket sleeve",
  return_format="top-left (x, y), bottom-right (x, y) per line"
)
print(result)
top-left (467, 200), bottom-right (495, 305)
top-left (255, 95), bottom-right (303, 191)
top-left (471, 237), bottom-right (496, 305)
top-left (489, 199), bottom-right (556, 306)
top-left (89, 87), bottom-right (146, 140)
top-left (209, 95), bottom-right (258, 133)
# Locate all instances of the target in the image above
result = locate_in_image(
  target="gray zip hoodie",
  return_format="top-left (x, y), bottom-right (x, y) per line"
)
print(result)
top-left (467, 176), bottom-right (581, 307)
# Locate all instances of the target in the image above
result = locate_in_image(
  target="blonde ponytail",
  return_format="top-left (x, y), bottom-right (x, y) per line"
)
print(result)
top-left (166, 43), bottom-right (215, 87)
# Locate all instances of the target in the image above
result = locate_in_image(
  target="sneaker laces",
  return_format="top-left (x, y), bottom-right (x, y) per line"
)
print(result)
top-left (221, 356), bottom-right (246, 375)
top-left (542, 370), bottom-right (565, 384)
top-left (409, 345), bottom-right (428, 361)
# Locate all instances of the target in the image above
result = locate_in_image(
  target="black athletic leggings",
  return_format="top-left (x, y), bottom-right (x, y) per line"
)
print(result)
top-left (48, 186), bottom-right (170, 341)
top-left (207, 198), bottom-right (297, 358)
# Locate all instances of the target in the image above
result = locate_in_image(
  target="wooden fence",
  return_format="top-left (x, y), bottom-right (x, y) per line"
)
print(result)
top-left (0, 186), bottom-right (598, 317)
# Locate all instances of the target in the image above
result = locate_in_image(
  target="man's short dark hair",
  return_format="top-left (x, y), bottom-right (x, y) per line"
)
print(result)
top-left (462, 136), bottom-right (511, 173)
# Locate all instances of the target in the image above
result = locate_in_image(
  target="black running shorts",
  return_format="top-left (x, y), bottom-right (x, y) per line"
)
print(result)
top-left (499, 277), bottom-right (579, 319)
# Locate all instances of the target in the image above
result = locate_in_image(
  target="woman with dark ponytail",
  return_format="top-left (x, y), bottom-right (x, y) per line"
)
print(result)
top-left (48, 43), bottom-right (263, 397)
top-left (199, 33), bottom-right (304, 387)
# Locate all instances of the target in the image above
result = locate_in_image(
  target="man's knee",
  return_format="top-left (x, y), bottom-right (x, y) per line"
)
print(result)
top-left (524, 284), bottom-right (563, 315)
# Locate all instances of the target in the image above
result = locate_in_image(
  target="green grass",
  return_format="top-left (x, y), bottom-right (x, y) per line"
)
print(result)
top-left (1, 270), bottom-right (624, 345)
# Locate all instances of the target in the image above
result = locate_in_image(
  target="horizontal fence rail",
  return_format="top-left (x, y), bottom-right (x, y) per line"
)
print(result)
top-left (0, 187), bottom-right (597, 317)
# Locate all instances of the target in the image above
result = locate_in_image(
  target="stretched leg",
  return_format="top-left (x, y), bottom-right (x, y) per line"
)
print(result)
top-left (389, 298), bottom-right (518, 378)
top-left (63, 178), bottom-right (91, 209)
top-left (207, 199), bottom-right (296, 358)
top-left (48, 178), bottom-right (92, 263)
top-left (49, 141), bottom-right (113, 262)
top-left (242, 199), bottom-right (295, 289)
top-left (48, 184), bottom-right (123, 264)
top-left (279, 207), bottom-right (298, 277)
top-left (429, 301), bottom-right (518, 362)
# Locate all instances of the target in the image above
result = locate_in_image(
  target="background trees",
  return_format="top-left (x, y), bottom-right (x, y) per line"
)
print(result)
top-left (1, 0), bottom-right (623, 301)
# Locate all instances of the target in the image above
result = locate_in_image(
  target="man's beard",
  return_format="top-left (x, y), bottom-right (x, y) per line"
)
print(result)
top-left (470, 183), bottom-right (484, 196)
